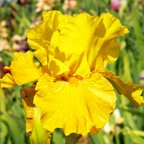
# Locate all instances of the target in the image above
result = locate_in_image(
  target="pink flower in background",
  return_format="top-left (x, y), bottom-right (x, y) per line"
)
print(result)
top-left (111, 0), bottom-right (126, 11)
top-left (111, 0), bottom-right (121, 11)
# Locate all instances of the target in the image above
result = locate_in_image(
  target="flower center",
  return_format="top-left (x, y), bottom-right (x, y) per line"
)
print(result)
top-left (69, 77), bottom-right (79, 84)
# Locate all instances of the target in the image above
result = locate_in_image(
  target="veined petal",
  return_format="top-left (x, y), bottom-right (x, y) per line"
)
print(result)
top-left (34, 73), bottom-right (116, 136)
top-left (26, 11), bottom-right (63, 50)
top-left (26, 11), bottom-right (128, 78)
top-left (39, 12), bottom-right (101, 77)
top-left (101, 71), bottom-right (144, 107)
top-left (0, 73), bottom-right (17, 88)
top-left (72, 54), bottom-right (90, 77)
top-left (26, 21), bottom-right (51, 50)
top-left (54, 13), bottom-right (101, 77)
top-left (48, 57), bottom-right (70, 76)
top-left (57, 13), bottom-right (100, 57)
top-left (34, 48), bottom-right (48, 66)
top-left (9, 51), bottom-right (42, 85)
top-left (90, 39), bottom-right (120, 72)
top-left (99, 38), bottom-right (120, 63)
top-left (42, 11), bottom-right (63, 28)
top-left (100, 13), bottom-right (129, 39)
top-left (88, 13), bottom-right (129, 71)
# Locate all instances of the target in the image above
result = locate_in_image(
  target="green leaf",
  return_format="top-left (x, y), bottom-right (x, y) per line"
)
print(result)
top-left (30, 108), bottom-right (51, 144)
top-left (88, 131), bottom-right (105, 144)
top-left (1, 113), bottom-right (24, 144)
top-left (52, 129), bottom-right (65, 144)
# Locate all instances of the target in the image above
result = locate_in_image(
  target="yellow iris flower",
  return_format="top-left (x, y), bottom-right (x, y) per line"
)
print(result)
top-left (1, 11), bottom-right (144, 136)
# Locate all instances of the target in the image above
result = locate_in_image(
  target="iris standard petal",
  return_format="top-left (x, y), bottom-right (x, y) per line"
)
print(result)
top-left (88, 13), bottom-right (129, 71)
top-left (34, 48), bottom-right (48, 66)
top-left (34, 73), bottom-right (116, 136)
top-left (26, 11), bottom-right (128, 78)
top-left (54, 13), bottom-right (101, 77)
top-left (26, 11), bottom-right (63, 50)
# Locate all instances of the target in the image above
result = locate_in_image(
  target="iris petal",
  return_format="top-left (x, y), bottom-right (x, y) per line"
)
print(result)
top-left (0, 73), bottom-right (17, 88)
top-left (26, 11), bottom-right (63, 50)
top-left (11, 52), bottom-right (42, 85)
top-left (101, 71), bottom-right (144, 107)
top-left (88, 13), bottom-right (129, 71)
top-left (34, 73), bottom-right (116, 136)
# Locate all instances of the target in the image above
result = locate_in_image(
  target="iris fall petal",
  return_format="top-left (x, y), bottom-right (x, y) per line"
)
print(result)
top-left (34, 73), bottom-right (116, 136)
top-left (101, 71), bottom-right (144, 107)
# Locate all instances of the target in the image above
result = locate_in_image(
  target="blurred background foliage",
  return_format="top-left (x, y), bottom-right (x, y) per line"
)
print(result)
top-left (0, 0), bottom-right (144, 144)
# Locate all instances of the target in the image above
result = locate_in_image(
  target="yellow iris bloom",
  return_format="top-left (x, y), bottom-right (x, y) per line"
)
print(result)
top-left (1, 11), bottom-right (144, 136)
